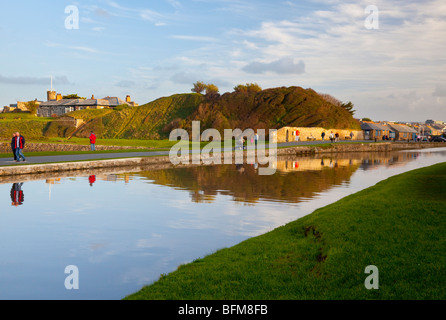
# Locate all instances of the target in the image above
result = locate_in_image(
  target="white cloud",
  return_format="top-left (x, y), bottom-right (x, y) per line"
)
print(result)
top-left (242, 57), bottom-right (305, 75)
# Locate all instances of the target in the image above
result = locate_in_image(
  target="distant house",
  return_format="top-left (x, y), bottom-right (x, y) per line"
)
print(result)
top-left (37, 92), bottom-right (138, 117)
top-left (387, 123), bottom-right (417, 141)
top-left (360, 122), bottom-right (390, 140)
top-left (9, 100), bottom-right (42, 112)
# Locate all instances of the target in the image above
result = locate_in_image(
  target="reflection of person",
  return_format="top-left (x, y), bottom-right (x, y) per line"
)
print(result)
top-left (10, 183), bottom-right (24, 206)
top-left (89, 175), bottom-right (96, 187)
top-left (13, 132), bottom-right (26, 162)
top-left (89, 131), bottom-right (97, 151)
top-left (11, 132), bottom-right (17, 161)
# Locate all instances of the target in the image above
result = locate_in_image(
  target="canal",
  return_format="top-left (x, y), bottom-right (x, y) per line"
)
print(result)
top-left (0, 148), bottom-right (445, 299)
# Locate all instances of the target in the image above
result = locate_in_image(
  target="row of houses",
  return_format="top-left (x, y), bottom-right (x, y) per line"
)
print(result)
top-left (360, 121), bottom-right (446, 141)
top-left (360, 122), bottom-right (417, 141)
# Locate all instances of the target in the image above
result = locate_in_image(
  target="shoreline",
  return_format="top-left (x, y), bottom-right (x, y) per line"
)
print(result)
top-left (0, 142), bottom-right (444, 177)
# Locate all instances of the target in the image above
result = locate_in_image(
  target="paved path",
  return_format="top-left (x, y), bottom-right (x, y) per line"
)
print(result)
top-left (0, 140), bottom-right (373, 167)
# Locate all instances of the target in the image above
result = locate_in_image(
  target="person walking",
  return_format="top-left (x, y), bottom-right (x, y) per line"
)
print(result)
top-left (321, 131), bottom-right (326, 141)
top-left (13, 132), bottom-right (26, 162)
top-left (295, 129), bottom-right (300, 142)
top-left (350, 131), bottom-right (354, 140)
top-left (89, 131), bottom-right (97, 151)
top-left (335, 132), bottom-right (340, 142)
top-left (11, 132), bottom-right (17, 161)
top-left (254, 132), bottom-right (259, 148)
top-left (329, 131), bottom-right (335, 143)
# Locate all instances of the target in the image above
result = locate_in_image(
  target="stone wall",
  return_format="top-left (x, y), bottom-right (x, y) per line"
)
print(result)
top-left (0, 142), bottom-right (148, 153)
top-left (273, 127), bottom-right (364, 143)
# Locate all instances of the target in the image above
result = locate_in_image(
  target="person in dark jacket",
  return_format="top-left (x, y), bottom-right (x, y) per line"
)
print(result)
top-left (11, 132), bottom-right (17, 161)
top-left (10, 182), bottom-right (24, 206)
top-left (13, 132), bottom-right (26, 162)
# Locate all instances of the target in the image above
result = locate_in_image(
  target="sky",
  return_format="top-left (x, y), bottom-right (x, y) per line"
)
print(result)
top-left (0, 0), bottom-right (445, 122)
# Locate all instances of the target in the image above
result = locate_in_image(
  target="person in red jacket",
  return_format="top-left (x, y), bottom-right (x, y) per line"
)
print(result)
top-left (13, 132), bottom-right (26, 162)
top-left (89, 131), bottom-right (97, 151)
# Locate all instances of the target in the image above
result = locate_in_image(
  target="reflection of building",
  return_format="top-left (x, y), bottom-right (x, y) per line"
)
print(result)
top-left (276, 158), bottom-right (361, 173)
top-left (46, 178), bottom-right (61, 200)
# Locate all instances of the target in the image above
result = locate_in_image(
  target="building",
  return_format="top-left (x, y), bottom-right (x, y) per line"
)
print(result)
top-left (360, 122), bottom-right (390, 140)
top-left (37, 90), bottom-right (139, 117)
top-left (8, 99), bottom-right (42, 112)
top-left (425, 120), bottom-right (444, 125)
top-left (361, 122), bottom-right (417, 141)
top-left (387, 123), bottom-right (417, 141)
top-left (274, 126), bottom-right (363, 143)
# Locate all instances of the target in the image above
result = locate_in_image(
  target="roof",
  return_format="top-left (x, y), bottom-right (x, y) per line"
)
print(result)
top-left (387, 123), bottom-right (417, 133)
top-left (360, 122), bottom-right (389, 131)
top-left (39, 97), bottom-right (129, 108)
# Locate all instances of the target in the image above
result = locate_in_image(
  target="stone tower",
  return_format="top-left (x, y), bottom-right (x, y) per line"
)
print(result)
top-left (47, 76), bottom-right (56, 101)
top-left (47, 90), bottom-right (57, 101)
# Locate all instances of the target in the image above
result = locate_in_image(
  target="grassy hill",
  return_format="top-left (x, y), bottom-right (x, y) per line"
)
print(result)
top-left (6, 86), bottom-right (360, 140)
top-left (0, 112), bottom-right (52, 139)
top-left (182, 86), bottom-right (360, 133)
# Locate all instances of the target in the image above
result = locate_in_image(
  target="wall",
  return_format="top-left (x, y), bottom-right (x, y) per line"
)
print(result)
top-left (274, 127), bottom-right (364, 143)
top-left (0, 143), bottom-right (148, 154)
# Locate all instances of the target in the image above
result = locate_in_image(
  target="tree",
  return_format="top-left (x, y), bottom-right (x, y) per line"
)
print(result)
top-left (191, 81), bottom-right (207, 94)
top-left (234, 83), bottom-right (262, 93)
top-left (362, 117), bottom-right (372, 122)
top-left (205, 83), bottom-right (219, 96)
top-left (25, 101), bottom-right (39, 115)
top-left (341, 101), bottom-right (355, 115)
top-left (319, 93), bottom-right (342, 107)
top-left (63, 94), bottom-right (86, 100)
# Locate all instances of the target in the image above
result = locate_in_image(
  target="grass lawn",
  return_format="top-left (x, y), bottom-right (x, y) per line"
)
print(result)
top-left (125, 162), bottom-right (446, 300)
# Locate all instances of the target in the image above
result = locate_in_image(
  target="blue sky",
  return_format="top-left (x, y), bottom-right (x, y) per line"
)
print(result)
top-left (0, 0), bottom-right (445, 122)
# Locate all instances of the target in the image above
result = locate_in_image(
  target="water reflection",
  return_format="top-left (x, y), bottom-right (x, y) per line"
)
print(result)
top-left (127, 151), bottom-right (424, 205)
top-left (89, 175), bottom-right (96, 187)
top-left (10, 182), bottom-right (24, 206)
top-left (5, 150), bottom-right (444, 208)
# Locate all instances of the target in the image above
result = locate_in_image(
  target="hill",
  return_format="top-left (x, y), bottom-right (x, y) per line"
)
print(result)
top-left (40, 86), bottom-right (360, 140)
top-left (181, 86), bottom-right (360, 133)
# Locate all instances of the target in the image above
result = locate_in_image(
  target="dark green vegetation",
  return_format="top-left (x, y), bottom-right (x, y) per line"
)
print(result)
top-left (125, 163), bottom-right (446, 300)
top-left (38, 86), bottom-right (360, 140)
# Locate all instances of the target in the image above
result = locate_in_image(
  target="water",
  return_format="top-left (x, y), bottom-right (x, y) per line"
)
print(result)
top-left (0, 148), bottom-right (445, 300)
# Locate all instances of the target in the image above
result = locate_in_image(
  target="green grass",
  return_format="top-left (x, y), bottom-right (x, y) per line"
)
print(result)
top-left (0, 113), bottom-right (52, 121)
top-left (125, 162), bottom-right (446, 300)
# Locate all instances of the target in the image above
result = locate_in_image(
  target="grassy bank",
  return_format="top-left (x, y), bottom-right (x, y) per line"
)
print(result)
top-left (125, 162), bottom-right (446, 300)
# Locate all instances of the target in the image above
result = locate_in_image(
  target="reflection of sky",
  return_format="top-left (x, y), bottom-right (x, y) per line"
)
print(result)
top-left (0, 148), bottom-right (445, 300)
